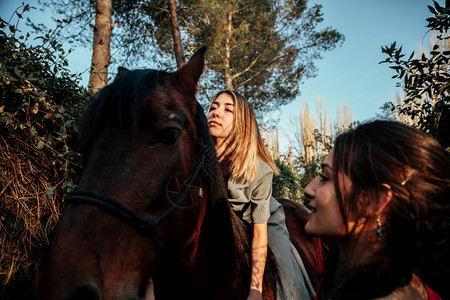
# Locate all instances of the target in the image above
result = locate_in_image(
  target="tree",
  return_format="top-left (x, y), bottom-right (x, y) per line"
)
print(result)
top-left (169, 0), bottom-right (185, 68)
top-left (89, 0), bottom-right (113, 92)
top-left (335, 102), bottom-right (352, 134)
top-left (36, 0), bottom-right (171, 85)
top-left (298, 100), bottom-right (317, 163)
top-left (294, 96), bottom-right (334, 164)
top-left (42, 0), bottom-right (344, 115)
top-left (272, 158), bottom-right (302, 202)
top-left (380, 0), bottom-right (449, 155)
top-left (177, 0), bottom-right (344, 113)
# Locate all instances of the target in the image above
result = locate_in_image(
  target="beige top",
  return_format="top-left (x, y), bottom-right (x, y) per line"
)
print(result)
top-left (227, 158), bottom-right (272, 224)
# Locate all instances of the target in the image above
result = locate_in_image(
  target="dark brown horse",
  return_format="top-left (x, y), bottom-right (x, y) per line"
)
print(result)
top-left (36, 47), bottom-right (323, 300)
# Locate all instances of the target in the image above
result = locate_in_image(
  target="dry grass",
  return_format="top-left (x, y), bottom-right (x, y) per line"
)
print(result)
top-left (0, 132), bottom-right (63, 285)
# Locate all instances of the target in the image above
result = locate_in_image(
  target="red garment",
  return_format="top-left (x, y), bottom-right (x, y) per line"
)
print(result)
top-left (417, 276), bottom-right (442, 300)
top-left (423, 283), bottom-right (442, 300)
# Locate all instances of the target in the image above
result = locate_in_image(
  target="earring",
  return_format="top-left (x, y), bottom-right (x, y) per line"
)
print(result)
top-left (376, 214), bottom-right (383, 241)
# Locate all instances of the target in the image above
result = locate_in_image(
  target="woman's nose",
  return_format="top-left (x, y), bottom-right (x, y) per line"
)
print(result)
top-left (303, 180), bottom-right (315, 199)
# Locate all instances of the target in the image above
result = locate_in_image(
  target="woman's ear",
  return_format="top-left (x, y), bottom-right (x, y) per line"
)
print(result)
top-left (376, 183), bottom-right (393, 214)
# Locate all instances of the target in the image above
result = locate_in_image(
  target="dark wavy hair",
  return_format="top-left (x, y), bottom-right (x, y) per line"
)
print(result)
top-left (331, 120), bottom-right (450, 299)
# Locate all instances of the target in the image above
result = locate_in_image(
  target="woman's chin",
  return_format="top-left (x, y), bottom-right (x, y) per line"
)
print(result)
top-left (304, 220), bottom-right (315, 236)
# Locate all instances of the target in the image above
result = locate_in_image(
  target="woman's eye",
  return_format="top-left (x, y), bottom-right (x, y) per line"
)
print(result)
top-left (319, 173), bottom-right (329, 182)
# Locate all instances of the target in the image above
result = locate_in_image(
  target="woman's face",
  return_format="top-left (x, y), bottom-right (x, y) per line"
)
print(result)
top-left (303, 150), bottom-right (347, 239)
top-left (207, 93), bottom-right (235, 144)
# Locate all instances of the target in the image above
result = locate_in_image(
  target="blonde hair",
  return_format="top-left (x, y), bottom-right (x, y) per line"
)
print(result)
top-left (209, 90), bottom-right (279, 181)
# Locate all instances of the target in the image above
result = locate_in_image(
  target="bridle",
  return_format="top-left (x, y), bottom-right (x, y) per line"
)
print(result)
top-left (65, 155), bottom-right (205, 235)
top-left (65, 103), bottom-right (209, 235)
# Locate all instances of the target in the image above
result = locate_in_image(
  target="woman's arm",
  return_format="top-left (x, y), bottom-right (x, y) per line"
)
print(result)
top-left (248, 222), bottom-right (268, 300)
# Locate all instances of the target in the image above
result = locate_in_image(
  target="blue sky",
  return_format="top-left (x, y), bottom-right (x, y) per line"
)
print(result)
top-left (0, 0), bottom-right (436, 151)
top-left (275, 0), bottom-right (434, 150)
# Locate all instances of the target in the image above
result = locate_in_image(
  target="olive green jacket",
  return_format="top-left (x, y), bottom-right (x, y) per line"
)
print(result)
top-left (227, 158), bottom-right (272, 224)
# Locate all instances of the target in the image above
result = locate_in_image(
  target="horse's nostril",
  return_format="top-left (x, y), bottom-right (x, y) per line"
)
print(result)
top-left (68, 283), bottom-right (100, 300)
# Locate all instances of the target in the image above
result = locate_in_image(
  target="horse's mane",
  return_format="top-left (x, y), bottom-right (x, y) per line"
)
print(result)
top-left (193, 102), bottom-right (249, 275)
top-left (77, 69), bottom-right (164, 154)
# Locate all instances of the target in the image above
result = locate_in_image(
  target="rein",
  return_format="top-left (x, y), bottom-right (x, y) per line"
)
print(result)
top-left (65, 154), bottom-right (205, 235)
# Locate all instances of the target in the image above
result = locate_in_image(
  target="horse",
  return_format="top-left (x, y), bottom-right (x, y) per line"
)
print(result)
top-left (36, 47), bottom-right (323, 300)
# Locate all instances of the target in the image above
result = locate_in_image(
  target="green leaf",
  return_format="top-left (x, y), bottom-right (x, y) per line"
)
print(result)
top-left (37, 141), bottom-right (44, 149)
top-left (44, 186), bottom-right (57, 200)
top-left (13, 67), bottom-right (23, 79)
top-left (428, 5), bottom-right (437, 14)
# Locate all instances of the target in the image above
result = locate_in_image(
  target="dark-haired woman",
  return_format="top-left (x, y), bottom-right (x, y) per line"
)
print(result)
top-left (304, 120), bottom-right (449, 299)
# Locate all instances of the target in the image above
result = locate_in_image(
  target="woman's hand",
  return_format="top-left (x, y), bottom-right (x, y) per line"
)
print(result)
top-left (142, 278), bottom-right (155, 300)
top-left (249, 222), bottom-right (267, 300)
top-left (247, 288), bottom-right (263, 300)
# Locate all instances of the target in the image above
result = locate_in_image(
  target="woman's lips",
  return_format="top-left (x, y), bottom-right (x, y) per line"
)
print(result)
top-left (209, 120), bottom-right (221, 126)
top-left (305, 204), bottom-right (316, 213)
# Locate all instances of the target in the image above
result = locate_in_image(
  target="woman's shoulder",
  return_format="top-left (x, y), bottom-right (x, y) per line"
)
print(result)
top-left (247, 158), bottom-right (273, 188)
top-left (373, 274), bottom-right (435, 300)
top-left (256, 157), bottom-right (273, 177)
top-left (228, 157), bottom-right (273, 187)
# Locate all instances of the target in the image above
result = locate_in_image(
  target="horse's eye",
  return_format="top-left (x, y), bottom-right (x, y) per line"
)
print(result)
top-left (159, 127), bottom-right (182, 145)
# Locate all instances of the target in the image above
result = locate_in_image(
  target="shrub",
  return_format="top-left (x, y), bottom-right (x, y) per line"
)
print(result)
top-left (0, 4), bottom-right (88, 292)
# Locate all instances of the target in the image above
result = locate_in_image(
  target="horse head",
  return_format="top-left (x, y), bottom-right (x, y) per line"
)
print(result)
top-left (36, 47), bottom-right (243, 300)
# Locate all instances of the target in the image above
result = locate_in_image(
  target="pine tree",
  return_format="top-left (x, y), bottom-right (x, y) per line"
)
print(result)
top-left (41, 0), bottom-right (344, 115)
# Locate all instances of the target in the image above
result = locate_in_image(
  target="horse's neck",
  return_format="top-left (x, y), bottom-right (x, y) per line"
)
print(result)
top-left (164, 192), bottom-right (250, 298)
top-left (209, 198), bottom-right (251, 270)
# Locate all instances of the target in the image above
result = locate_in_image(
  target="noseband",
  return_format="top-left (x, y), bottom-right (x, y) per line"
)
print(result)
top-left (65, 154), bottom-right (205, 235)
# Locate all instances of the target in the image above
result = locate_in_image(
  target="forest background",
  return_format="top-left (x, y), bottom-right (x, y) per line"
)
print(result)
top-left (0, 0), bottom-right (449, 299)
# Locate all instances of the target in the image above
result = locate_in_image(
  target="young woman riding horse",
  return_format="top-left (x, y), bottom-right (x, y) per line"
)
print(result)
top-left (207, 90), bottom-right (315, 300)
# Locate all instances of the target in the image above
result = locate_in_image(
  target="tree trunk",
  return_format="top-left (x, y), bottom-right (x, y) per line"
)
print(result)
top-left (168, 0), bottom-right (184, 69)
top-left (88, 0), bottom-right (113, 93)
top-left (224, 10), bottom-right (233, 90)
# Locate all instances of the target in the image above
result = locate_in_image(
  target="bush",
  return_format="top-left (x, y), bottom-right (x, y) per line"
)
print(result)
top-left (272, 158), bottom-right (302, 202)
top-left (380, 1), bottom-right (450, 156)
top-left (0, 4), bottom-right (88, 294)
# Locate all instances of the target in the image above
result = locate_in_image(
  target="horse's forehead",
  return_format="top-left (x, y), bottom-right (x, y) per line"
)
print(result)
top-left (146, 86), bottom-right (195, 120)
top-left (167, 112), bottom-right (178, 119)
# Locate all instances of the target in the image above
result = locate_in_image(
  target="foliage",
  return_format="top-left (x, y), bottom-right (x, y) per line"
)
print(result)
top-left (380, 0), bottom-right (450, 155)
top-left (34, 0), bottom-right (173, 72)
top-left (40, 0), bottom-right (344, 116)
top-left (0, 4), bottom-right (87, 289)
top-left (375, 99), bottom-right (397, 120)
top-left (380, 3), bottom-right (450, 298)
top-left (294, 155), bottom-right (325, 205)
top-left (272, 158), bottom-right (302, 202)
top-left (150, 0), bottom-right (345, 114)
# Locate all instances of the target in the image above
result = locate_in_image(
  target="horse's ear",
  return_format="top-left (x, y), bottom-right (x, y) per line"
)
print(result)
top-left (174, 46), bottom-right (207, 96)
top-left (115, 66), bottom-right (129, 80)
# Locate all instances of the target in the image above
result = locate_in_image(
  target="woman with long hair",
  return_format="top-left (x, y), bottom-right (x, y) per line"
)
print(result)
top-left (304, 120), bottom-right (449, 299)
top-left (207, 90), bottom-right (315, 300)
